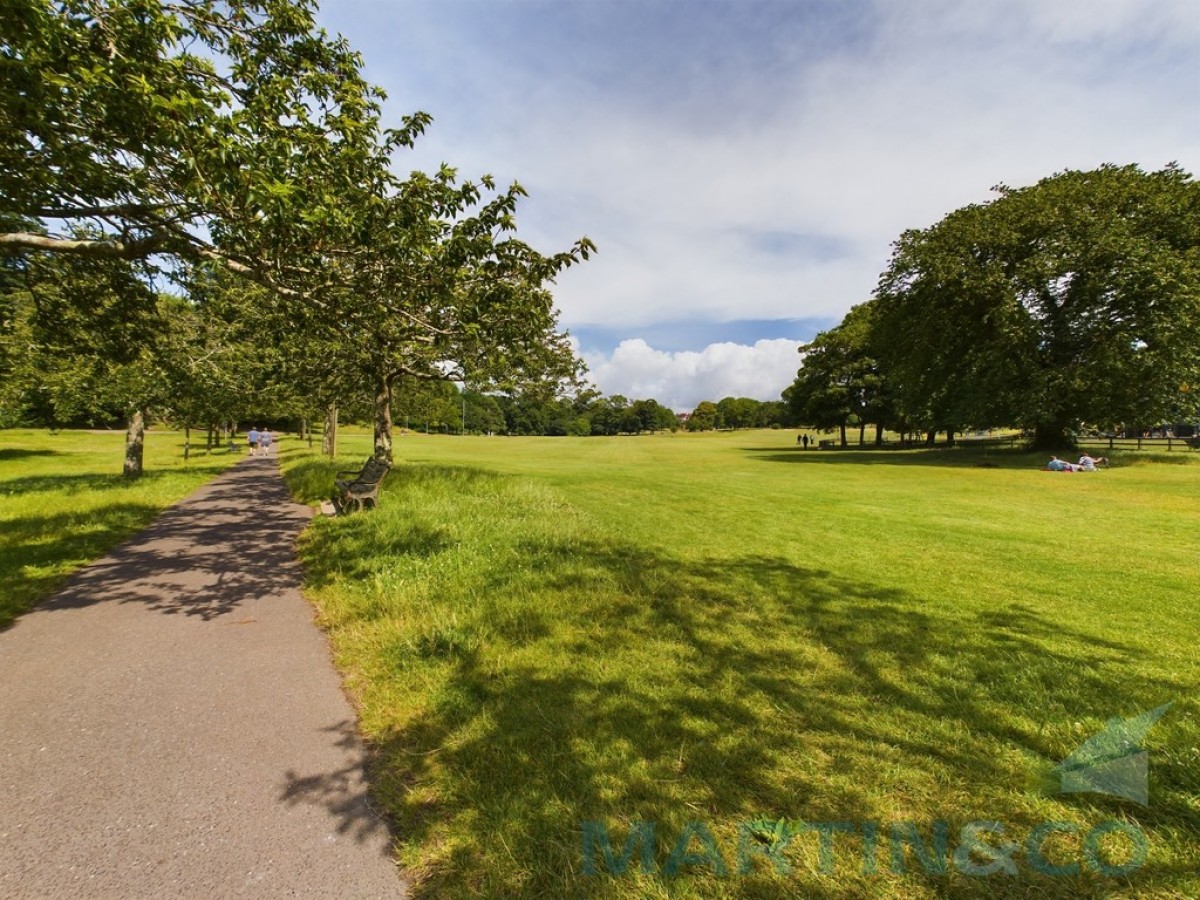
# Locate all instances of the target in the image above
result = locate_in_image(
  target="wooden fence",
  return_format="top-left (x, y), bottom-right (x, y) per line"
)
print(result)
top-left (817, 434), bottom-right (1199, 452)
top-left (1076, 435), bottom-right (1200, 453)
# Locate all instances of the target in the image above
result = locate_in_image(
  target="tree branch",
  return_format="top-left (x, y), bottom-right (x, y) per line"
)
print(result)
top-left (0, 231), bottom-right (169, 259)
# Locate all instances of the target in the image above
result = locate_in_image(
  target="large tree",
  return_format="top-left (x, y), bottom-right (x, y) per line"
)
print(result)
top-left (1, 0), bottom-right (399, 470)
top-left (871, 164), bottom-right (1200, 449)
top-left (784, 304), bottom-right (896, 447)
top-left (3, 2), bottom-right (593, 465)
top-left (0, 0), bottom-right (390, 289)
top-left (318, 165), bottom-right (593, 461)
top-left (1, 245), bottom-right (165, 474)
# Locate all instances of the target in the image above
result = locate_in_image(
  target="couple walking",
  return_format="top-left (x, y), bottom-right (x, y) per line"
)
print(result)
top-left (246, 427), bottom-right (273, 457)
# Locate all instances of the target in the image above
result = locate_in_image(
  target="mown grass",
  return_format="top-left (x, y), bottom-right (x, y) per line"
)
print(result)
top-left (288, 432), bottom-right (1200, 898)
top-left (0, 428), bottom-right (243, 627)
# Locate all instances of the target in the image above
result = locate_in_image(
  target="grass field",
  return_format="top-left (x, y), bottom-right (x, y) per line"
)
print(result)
top-left (281, 431), bottom-right (1200, 898)
top-left (0, 428), bottom-right (242, 628)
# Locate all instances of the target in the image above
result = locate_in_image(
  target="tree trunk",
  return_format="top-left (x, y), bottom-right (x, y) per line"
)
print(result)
top-left (123, 408), bottom-right (146, 478)
top-left (374, 374), bottom-right (394, 461)
top-left (184, 425), bottom-right (191, 461)
top-left (206, 425), bottom-right (213, 451)
top-left (322, 404), bottom-right (338, 458)
top-left (1030, 420), bottom-right (1075, 452)
top-left (838, 421), bottom-right (847, 448)
top-left (875, 422), bottom-right (884, 446)
top-left (925, 429), bottom-right (936, 447)
top-left (945, 429), bottom-right (955, 447)
top-left (858, 421), bottom-right (866, 446)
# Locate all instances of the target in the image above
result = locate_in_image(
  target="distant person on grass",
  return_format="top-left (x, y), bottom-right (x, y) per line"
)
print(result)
top-left (247, 427), bottom-right (260, 456)
top-left (1044, 454), bottom-right (1107, 472)
top-left (1044, 456), bottom-right (1076, 472)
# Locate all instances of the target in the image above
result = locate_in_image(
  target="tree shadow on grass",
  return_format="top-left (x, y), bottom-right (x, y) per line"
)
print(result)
top-left (744, 446), bottom-right (1051, 471)
top-left (364, 535), bottom-right (1193, 897)
top-left (0, 502), bottom-right (163, 628)
top-left (0, 448), bottom-right (62, 462)
top-left (0, 466), bottom-right (229, 497)
top-left (283, 455), bottom-right (499, 511)
top-left (300, 520), bottom-right (454, 592)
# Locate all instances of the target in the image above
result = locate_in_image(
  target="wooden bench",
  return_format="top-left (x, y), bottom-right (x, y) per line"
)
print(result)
top-left (333, 456), bottom-right (392, 514)
top-left (818, 439), bottom-right (838, 450)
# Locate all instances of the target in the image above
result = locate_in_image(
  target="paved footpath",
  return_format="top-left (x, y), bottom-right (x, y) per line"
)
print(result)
top-left (0, 456), bottom-right (405, 898)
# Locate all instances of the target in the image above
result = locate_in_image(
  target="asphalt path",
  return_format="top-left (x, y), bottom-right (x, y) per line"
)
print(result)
top-left (0, 455), bottom-right (405, 898)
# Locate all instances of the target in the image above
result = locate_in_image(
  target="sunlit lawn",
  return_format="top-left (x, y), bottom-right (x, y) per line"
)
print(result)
top-left (283, 431), bottom-right (1200, 898)
top-left (0, 428), bottom-right (242, 627)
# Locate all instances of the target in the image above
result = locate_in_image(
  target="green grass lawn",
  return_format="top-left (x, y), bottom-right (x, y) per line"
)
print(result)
top-left (0, 428), bottom-right (243, 627)
top-left (283, 432), bottom-right (1200, 898)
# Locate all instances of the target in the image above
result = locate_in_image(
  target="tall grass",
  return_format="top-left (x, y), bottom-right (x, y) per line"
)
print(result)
top-left (0, 429), bottom-right (242, 627)
top-left (287, 433), bottom-right (1199, 898)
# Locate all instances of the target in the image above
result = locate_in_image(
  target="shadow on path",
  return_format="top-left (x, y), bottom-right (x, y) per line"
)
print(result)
top-left (0, 453), bottom-right (404, 897)
top-left (279, 719), bottom-right (394, 846)
top-left (38, 456), bottom-right (311, 621)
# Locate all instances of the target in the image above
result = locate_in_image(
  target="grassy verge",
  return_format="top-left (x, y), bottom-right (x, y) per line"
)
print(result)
top-left (284, 432), bottom-right (1199, 898)
top-left (0, 428), bottom-right (243, 627)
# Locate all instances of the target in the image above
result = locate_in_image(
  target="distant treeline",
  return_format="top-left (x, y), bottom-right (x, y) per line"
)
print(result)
top-left (383, 379), bottom-right (794, 436)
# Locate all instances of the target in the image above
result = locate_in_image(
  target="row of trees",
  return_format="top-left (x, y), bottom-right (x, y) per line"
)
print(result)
top-left (499, 394), bottom-right (791, 435)
top-left (0, 242), bottom-right (798, 440)
top-left (1, 0), bottom-right (593, 474)
top-left (786, 164), bottom-right (1200, 450)
top-left (686, 398), bottom-right (789, 432)
top-left (0, 227), bottom-right (796, 441)
top-left (317, 379), bottom-right (792, 437)
top-left (0, 254), bottom-right (308, 439)
top-left (421, 389), bottom-right (680, 436)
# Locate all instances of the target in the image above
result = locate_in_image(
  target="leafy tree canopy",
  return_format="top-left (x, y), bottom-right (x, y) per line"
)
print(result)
top-left (0, 0), bottom-right (397, 291)
top-left (1, 2), bottom-right (596, 468)
top-left (871, 164), bottom-right (1200, 448)
top-left (784, 304), bottom-right (894, 445)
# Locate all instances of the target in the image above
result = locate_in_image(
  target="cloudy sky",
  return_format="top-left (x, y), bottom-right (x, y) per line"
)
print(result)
top-left (313, 0), bottom-right (1199, 410)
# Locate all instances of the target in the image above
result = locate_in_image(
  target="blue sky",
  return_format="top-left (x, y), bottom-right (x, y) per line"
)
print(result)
top-left (313, 0), bottom-right (1200, 410)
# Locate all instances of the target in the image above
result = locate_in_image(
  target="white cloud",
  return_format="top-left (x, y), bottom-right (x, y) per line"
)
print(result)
top-left (355, 0), bottom-right (1197, 334)
top-left (320, 0), bottom-right (1200, 391)
top-left (583, 338), bottom-right (803, 411)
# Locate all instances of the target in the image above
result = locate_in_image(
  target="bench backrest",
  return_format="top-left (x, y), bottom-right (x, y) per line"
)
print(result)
top-left (354, 458), bottom-right (391, 485)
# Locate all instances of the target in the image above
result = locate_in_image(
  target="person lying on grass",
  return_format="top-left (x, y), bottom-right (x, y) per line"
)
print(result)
top-left (1043, 454), bottom-right (1108, 472)
top-left (1044, 456), bottom-right (1076, 471)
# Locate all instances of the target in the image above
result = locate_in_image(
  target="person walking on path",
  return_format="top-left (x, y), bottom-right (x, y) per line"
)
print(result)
top-left (247, 425), bottom-right (260, 456)
top-left (0, 454), bottom-right (404, 898)
top-left (260, 428), bottom-right (273, 456)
